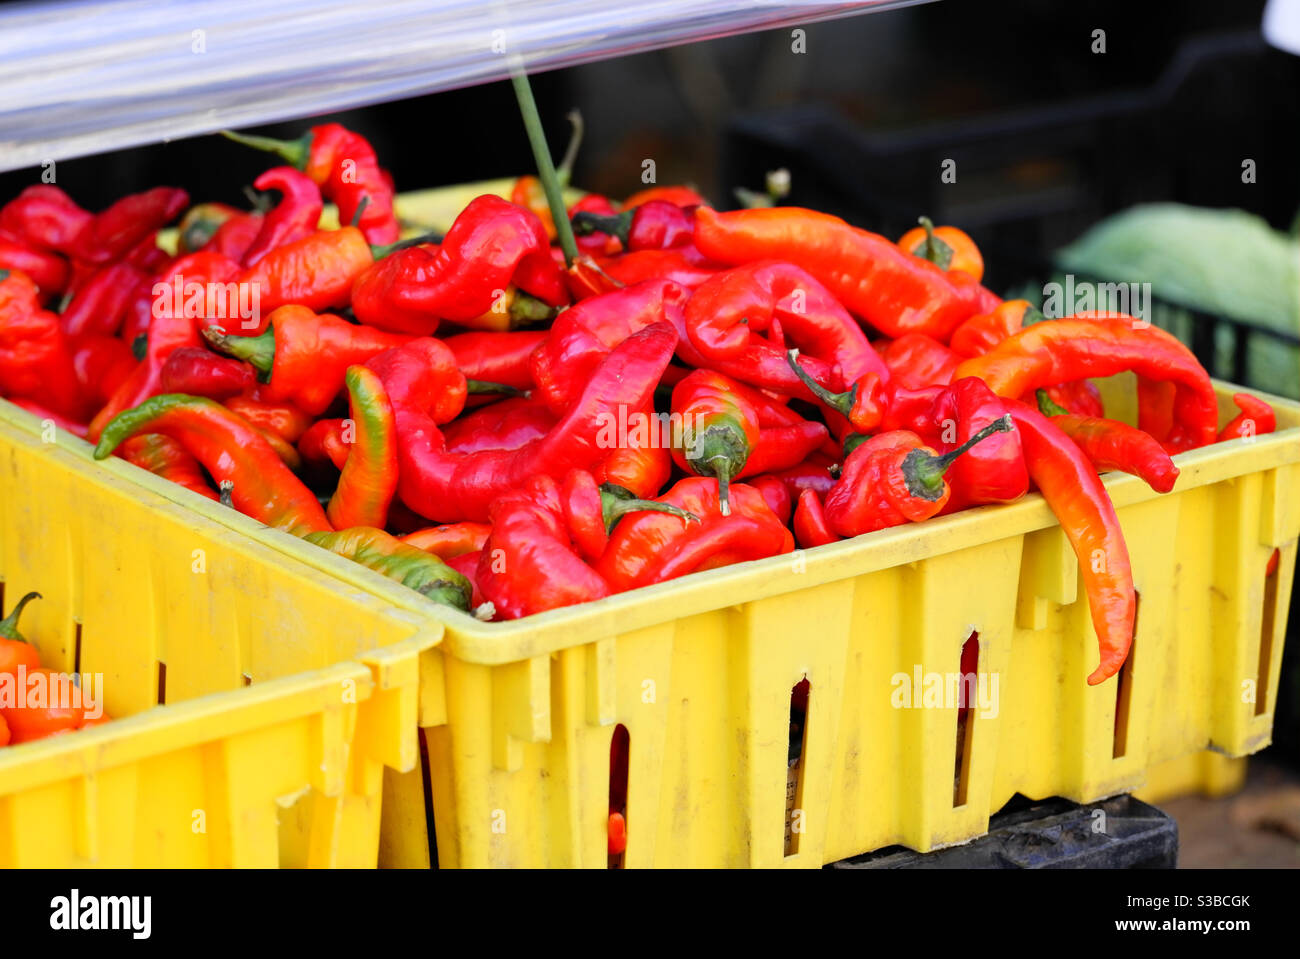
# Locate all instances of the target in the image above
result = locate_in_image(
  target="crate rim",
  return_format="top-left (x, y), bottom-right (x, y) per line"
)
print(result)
top-left (5, 377), bottom-right (1296, 667)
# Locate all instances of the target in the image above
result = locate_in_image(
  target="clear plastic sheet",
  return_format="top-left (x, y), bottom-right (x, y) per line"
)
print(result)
top-left (0, 0), bottom-right (928, 172)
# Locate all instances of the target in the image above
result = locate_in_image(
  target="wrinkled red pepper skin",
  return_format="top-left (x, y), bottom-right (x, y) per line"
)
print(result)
top-left (72, 187), bottom-right (188, 265)
top-left (0, 186), bottom-right (92, 255)
top-left (241, 166), bottom-right (324, 267)
top-left (1050, 413), bottom-right (1180, 493)
top-left (303, 123), bottom-right (400, 245)
top-left (351, 196), bottom-right (550, 334)
top-left (478, 472), bottom-right (613, 620)
top-left (373, 321), bottom-right (677, 523)
top-left (684, 261), bottom-right (888, 397)
top-left (928, 377), bottom-right (1028, 508)
top-left (531, 279), bottom-right (690, 416)
top-left (597, 477), bottom-right (793, 591)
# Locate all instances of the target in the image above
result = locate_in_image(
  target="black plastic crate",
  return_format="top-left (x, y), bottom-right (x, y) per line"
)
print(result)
top-left (828, 795), bottom-right (1178, 869)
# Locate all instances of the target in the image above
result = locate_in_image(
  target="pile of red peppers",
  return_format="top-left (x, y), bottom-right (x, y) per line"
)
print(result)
top-left (0, 121), bottom-right (1279, 688)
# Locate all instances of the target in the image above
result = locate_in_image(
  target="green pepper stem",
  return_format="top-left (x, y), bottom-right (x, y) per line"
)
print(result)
top-left (708, 456), bottom-right (735, 516)
top-left (0, 591), bottom-right (40, 641)
top-left (351, 195), bottom-right (370, 229)
top-left (1036, 388), bottom-right (1070, 417)
top-left (903, 414), bottom-right (1014, 501)
top-left (369, 231), bottom-right (443, 259)
top-left (599, 489), bottom-right (699, 530)
top-left (221, 129), bottom-right (313, 170)
top-left (912, 215), bottom-right (954, 270)
top-left (465, 379), bottom-right (525, 397)
top-left (785, 349), bottom-right (853, 417)
top-left (0, 269), bottom-right (10, 283)
top-left (509, 290), bottom-right (558, 327)
top-left (510, 69), bottom-right (580, 267)
top-left (202, 325), bottom-right (275, 376)
top-left (843, 432), bottom-right (870, 457)
top-left (571, 209), bottom-right (632, 244)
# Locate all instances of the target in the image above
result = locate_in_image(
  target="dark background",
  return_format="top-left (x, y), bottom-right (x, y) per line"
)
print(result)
top-left (4, 0), bottom-right (1296, 299)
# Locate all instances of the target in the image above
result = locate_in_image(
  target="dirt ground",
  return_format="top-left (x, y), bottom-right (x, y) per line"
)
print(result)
top-left (1163, 756), bottom-right (1300, 868)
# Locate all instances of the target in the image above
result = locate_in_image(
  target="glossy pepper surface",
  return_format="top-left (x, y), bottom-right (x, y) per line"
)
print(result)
top-left (326, 366), bottom-right (398, 530)
top-left (1005, 400), bottom-right (1134, 685)
top-left (692, 206), bottom-right (986, 340)
top-left (94, 394), bottom-right (331, 533)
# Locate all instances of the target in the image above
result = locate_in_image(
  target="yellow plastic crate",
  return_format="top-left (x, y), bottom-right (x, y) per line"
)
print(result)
top-left (1134, 750), bottom-right (1248, 804)
top-left (0, 403), bottom-right (444, 867)
top-left (7, 368), bottom-right (1296, 868)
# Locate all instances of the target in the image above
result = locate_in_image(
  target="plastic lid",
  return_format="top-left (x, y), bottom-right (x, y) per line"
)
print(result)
top-left (0, 0), bottom-right (925, 173)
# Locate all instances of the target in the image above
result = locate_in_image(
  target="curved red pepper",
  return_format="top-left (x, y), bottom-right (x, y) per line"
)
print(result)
top-left (793, 488), bottom-right (841, 548)
top-left (0, 186), bottom-right (92, 255)
top-left (1217, 393), bottom-right (1276, 442)
top-left (241, 167), bottom-right (324, 267)
top-left (351, 196), bottom-right (550, 334)
top-left (444, 331), bottom-right (546, 392)
top-left (684, 261), bottom-right (888, 398)
top-left (0, 237), bottom-right (69, 298)
top-left (442, 396), bottom-right (556, 454)
top-left (72, 187), bottom-right (188, 265)
top-left (372, 321), bottom-right (677, 523)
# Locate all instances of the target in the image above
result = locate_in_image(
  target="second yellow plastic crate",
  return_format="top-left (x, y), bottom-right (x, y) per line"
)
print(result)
top-left (0, 404), bottom-right (443, 867)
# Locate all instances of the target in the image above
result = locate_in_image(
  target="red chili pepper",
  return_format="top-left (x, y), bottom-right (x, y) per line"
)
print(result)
top-left (224, 386), bottom-right (315, 443)
top-left (793, 488), bottom-right (841, 548)
top-left (88, 252), bottom-right (243, 439)
top-left (1038, 379), bottom-right (1104, 418)
top-left (0, 269), bottom-right (92, 420)
top-left (202, 304), bottom-right (412, 415)
top-left (159, 346), bottom-right (255, 400)
top-left (442, 396), bottom-right (556, 454)
top-left (560, 470), bottom-right (699, 565)
top-left (371, 321), bottom-right (676, 522)
top-left (400, 522), bottom-right (491, 560)
top-left (350, 196), bottom-right (550, 334)
top-left (596, 247), bottom-right (721, 289)
top-left (684, 261), bottom-right (888, 398)
top-left (511, 251), bottom-right (571, 308)
top-left (928, 377), bottom-right (1028, 508)
top-left (297, 418), bottom-right (349, 470)
top-left (823, 417), bottom-right (1013, 537)
top-left (241, 167), bottom-right (324, 267)
top-left (596, 477), bottom-right (792, 592)
top-left (94, 394), bottom-right (330, 533)
top-left (955, 313), bottom-right (1219, 452)
top-left (239, 225), bottom-right (374, 324)
top-left (573, 200), bottom-right (695, 252)
top-left (948, 300), bottom-right (1034, 358)
top-left (530, 279), bottom-right (690, 416)
top-left (786, 354), bottom-right (943, 438)
top-left (225, 124), bottom-right (399, 244)
top-left (203, 211), bottom-right (264, 262)
top-left (72, 334), bottom-right (136, 407)
top-left (1217, 393), bottom-right (1276, 442)
top-left (1036, 389), bottom-right (1179, 494)
top-left (594, 436), bottom-right (673, 500)
top-left (1005, 400), bottom-right (1134, 685)
top-left (0, 186), bottom-right (92, 255)
top-left (880, 333), bottom-right (962, 389)
top-left (72, 187), bottom-right (188, 265)
top-left (58, 260), bottom-right (147, 338)
top-left (119, 433), bottom-right (218, 500)
top-left (748, 474), bottom-right (793, 526)
top-left (623, 186), bottom-right (708, 209)
top-left (444, 331), bottom-right (546, 391)
top-left (0, 237), bottom-right (69, 298)
top-left (693, 206), bottom-right (985, 340)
